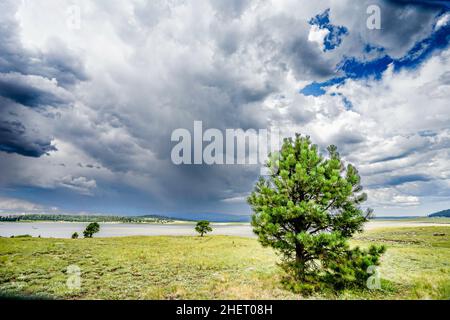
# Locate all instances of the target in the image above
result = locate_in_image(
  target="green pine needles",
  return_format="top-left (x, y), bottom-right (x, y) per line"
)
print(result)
top-left (248, 134), bottom-right (386, 293)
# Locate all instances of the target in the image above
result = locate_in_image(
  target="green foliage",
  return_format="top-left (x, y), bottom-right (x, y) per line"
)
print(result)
top-left (71, 232), bottom-right (79, 239)
top-left (195, 221), bottom-right (213, 237)
top-left (248, 134), bottom-right (385, 292)
top-left (83, 223), bottom-right (100, 238)
top-left (322, 245), bottom-right (386, 290)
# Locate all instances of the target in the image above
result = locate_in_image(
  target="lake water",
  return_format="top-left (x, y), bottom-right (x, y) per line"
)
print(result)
top-left (0, 220), bottom-right (447, 239)
top-left (0, 222), bottom-right (255, 238)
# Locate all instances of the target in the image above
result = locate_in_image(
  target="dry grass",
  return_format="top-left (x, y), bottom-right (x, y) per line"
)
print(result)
top-left (0, 226), bottom-right (448, 300)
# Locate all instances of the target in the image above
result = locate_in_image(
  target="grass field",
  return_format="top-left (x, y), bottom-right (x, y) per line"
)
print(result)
top-left (0, 226), bottom-right (449, 300)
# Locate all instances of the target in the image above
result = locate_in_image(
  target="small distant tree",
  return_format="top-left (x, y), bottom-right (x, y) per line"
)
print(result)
top-left (195, 220), bottom-right (212, 237)
top-left (83, 222), bottom-right (100, 238)
top-left (248, 134), bottom-right (385, 293)
top-left (71, 232), bottom-right (79, 239)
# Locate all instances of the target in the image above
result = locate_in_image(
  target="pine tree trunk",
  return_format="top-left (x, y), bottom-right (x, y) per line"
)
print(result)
top-left (295, 245), bottom-right (306, 280)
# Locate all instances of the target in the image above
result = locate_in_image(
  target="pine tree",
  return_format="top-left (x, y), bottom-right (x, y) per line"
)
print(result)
top-left (247, 134), bottom-right (385, 292)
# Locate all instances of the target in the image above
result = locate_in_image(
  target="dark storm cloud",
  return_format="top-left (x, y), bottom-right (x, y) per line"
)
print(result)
top-left (0, 120), bottom-right (56, 157)
top-left (33, 41), bottom-right (89, 88)
top-left (0, 1), bottom-right (86, 158)
top-left (0, 73), bottom-right (71, 108)
top-left (0, 1), bottom-right (87, 87)
top-left (0, 99), bottom-right (57, 157)
top-left (383, 174), bottom-right (431, 186)
top-left (288, 38), bottom-right (336, 79)
top-left (378, 1), bottom-right (441, 57)
top-left (0, 5), bottom-right (87, 88)
top-left (0, 42), bottom-right (87, 88)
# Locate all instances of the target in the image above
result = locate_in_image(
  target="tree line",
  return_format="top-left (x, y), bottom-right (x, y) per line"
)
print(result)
top-left (0, 214), bottom-right (173, 224)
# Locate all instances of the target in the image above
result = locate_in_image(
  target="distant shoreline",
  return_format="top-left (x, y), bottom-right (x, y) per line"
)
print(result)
top-left (0, 220), bottom-right (249, 226)
top-left (0, 219), bottom-right (253, 226)
top-left (0, 213), bottom-right (250, 224)
top-left (1, 214), bottom-right (449, 225)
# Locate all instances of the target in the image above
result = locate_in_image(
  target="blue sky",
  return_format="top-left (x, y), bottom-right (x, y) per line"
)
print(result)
top-left (301, 9), bottom-right (450, 97)
top-left (308, 8), bottom-right (349, 52)
top-left (0, 0), bottom-right (450, 219)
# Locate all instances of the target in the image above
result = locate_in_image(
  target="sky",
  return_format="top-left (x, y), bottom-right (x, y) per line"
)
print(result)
top-left (0, 0), bottom-right (449, 219)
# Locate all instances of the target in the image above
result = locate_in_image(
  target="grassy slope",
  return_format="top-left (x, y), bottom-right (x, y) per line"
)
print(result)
top-left (0, 226), bottom-right (449, 300)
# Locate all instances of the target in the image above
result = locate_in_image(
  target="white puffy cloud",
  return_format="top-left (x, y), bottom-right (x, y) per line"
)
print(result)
top-left (367, 188), bottom-right (420, 208)
top-left (435, 13), bottom-right (450, 31)
top-left (0, 197), bottom-right (44, 213)
top-left (308, 25), bottom-right (330, 51)
top-left (58, 175), bottom-right (97, 195)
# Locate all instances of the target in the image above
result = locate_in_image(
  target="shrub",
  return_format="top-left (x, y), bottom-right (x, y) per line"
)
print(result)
top-left (10, 234), bottom-right (32, 238)
top-left (195, 220), bottom-right (212, 237)
top-left (83, 222), bottom-right (100, 238)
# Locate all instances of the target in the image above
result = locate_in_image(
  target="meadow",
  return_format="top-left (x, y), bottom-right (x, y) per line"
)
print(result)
top-left (0, 225), bottom-right (449, 300)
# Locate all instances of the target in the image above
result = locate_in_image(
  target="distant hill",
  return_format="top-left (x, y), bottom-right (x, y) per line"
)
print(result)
top-left (429, 209), bottom-right (450, 218)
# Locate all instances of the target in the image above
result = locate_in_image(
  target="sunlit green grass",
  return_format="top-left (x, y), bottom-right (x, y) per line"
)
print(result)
top-left (0, 226), bottom-right (448, 300)
top-left (351, 227), bottom-right (450, 299)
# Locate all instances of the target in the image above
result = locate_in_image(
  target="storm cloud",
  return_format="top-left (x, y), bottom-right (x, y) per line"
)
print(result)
top-left (0, 0), bottom-right (449, 217)
top-left (0, 1), bottom-right (85, 157)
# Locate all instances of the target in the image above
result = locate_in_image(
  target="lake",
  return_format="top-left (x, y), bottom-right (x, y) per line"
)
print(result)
top-left (0, 220), bottom-right (447, 239)
top-left (0, 222), bottom-right (255, 238)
